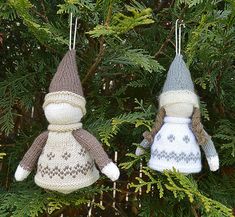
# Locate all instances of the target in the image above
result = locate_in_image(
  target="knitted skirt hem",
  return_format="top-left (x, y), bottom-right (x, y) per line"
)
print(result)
top-left (148, 161), bottom-right (201, 174)
top-left (34, 172), bottom-right (100, 194)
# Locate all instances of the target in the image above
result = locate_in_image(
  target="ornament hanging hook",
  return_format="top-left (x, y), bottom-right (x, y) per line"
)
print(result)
top-left (175, 19), bottom-right (185, 55)
top-left (69, 13), bottom-right (78, 50)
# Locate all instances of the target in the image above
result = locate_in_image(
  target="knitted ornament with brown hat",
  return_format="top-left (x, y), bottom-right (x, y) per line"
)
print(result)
top-left (14, 14), bottom-right (120, 194)
top-left (135, 20), bottom-right (219, 174)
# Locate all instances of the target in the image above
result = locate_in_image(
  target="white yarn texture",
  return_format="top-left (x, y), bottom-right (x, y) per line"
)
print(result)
top-left (35, 130), bottom-right (100, 194)
top-left (148, 116), bottom-right (202, 174)
top-left (159, 90), bottom-right (199, 108)
top-left (43, 91), bottom-right (86, 115)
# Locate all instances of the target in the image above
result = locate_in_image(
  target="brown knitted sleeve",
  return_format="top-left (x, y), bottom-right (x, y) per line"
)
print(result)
top-left (72, 129), bottom-right (112, 170)
top-left (19, 131), bottom-right (49, 171)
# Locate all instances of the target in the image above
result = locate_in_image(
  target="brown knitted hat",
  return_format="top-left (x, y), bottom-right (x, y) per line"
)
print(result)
top-left (43, 49), bottom-right (86, 115)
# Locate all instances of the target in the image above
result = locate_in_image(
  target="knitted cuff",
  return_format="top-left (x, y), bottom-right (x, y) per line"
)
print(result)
top-left (140, 138), bottom-right (150, 148)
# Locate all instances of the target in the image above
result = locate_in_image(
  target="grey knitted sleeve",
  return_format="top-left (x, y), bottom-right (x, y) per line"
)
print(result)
top-left (19, 131), bottom-right (49, 171)
top-left (72, 129), bottom-right (112, 170)
top-left (201, 137), bottom-right (218, 158)
top-left (201, 130), bottom-right (218, 159)
top-left (140, 138), bottom-right (151, 149)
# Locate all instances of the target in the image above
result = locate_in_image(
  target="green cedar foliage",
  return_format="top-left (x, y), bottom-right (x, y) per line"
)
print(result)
top-left (0, 0), bottom-right (234, 216)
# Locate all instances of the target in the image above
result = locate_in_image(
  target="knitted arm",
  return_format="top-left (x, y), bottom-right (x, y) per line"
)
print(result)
top-left (201, 131), bottom-right (219, 171)
top-left (135, 137), bottom-right (151, 156)
top-left (19, 131), bottom-right (49, 171)
top-left (72, 129), bottom-right (112, 170)
top-left (73, 129), bottom-right (119, 181)
top-left (15, 131), bottom-right (49, 181)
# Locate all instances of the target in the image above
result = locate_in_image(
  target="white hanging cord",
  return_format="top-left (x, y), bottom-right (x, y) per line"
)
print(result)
top-left (175, 19), bottom-right (179, 55)
top-left (138, 159), bottom-right (143, 208)
top-left (175, 19), bottom-right (185, 55)
top-left (69, 13), bottom-right (78, 50)
top-left (73, 17), bottom-right (78, 49)
top-left (112, 151), bottom-right (118, 208)
top-left (69, 13), bottom-right (73, 50)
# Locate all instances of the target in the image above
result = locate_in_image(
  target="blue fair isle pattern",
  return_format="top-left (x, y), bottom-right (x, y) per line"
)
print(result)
top-left (152, 149), bottom-right (200, 163)
top-left (183, 135), bottom-right (190, 143)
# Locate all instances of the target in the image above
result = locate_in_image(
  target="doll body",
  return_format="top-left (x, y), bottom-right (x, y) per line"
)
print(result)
top-left (136, 55), bottom-right (219, 173)
top-left (16, 102), bottom-right (119, 194)
top-left (148, 103), bottom-right (202, 173)
top-left (35, 129), bottom-right (100, 194)
top-left (15, 50), bottom-right (120, 193)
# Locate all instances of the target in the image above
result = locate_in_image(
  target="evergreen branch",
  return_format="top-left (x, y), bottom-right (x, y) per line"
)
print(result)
top-left (87, 5), bottom-right (154, 37)
top-left (0, 153), bottom-right (6, 159)
top-left (82, 37), bottom-right (105, 84)
top-left (154, 25), bottom-right (175, 59)
top-left (154, 6), bottom-right (187, 59)
top-left (82, 1), bottom-right (113, 84)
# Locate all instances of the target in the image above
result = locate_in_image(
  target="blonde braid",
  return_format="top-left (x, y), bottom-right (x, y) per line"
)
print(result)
top-left (191, 107), bottom-right (208, 145)
top-left (143, 107), bottom-right (165, 144)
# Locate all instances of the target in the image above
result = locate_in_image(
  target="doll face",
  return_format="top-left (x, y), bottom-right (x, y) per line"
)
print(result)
top-left (44, 103), bottom-right (83, 124)
top-left (164, 102), bottom-right (194, 118)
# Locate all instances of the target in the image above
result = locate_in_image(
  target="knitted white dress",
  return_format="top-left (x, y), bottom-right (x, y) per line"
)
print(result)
top-left (34, 123), bottom-right (99, 194)
top-left (148, 116), bottom-right (202, 174)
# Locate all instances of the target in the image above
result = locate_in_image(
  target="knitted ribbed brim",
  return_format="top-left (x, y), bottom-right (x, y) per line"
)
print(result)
top-left (159, 90), bottom-right (199, 108)
top-left (44, 49), bottom-right (86, 114)
top-left (43, 91), bottom-right (86, 115)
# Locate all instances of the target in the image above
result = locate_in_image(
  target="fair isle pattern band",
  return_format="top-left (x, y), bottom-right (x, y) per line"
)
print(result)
top-left (152, 149), bottom-right (201, 163)
top-left (37, 161), bottom-right (95, 179)
top-left (43, 91), bottom-right (86, 115)
top-left (159, 90), bottom-right (199, 108)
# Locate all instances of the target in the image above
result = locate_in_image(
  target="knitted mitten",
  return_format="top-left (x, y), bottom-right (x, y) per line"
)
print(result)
top-left (135, 139), bottom-right (150, 156)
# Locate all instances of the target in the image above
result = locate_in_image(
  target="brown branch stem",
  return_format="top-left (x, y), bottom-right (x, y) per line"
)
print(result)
top-left (154, 5), bottom-right (188, 59)
top-left (82, 4), bottom-right (113, 84)
top-left (154, 25), bottom-right (175, 59)
top-left (82, 37), bottom-right (105, 84)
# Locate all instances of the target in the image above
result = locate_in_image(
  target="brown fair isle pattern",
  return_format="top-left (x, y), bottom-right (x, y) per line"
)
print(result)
top-left (62, 152), bottom-right (71, 160)
top-left (47, 152), bottom-right (55, 160)
top-left (38, 161), bottom-right (94, 179)
top-left (78, 148), bottom-right (87, 156)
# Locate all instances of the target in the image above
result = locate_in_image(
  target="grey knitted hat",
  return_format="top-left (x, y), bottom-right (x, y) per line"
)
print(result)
top-left (43, 49), bottom-right (86, 115)
top-left (159, 54), bottom-right (199, 108)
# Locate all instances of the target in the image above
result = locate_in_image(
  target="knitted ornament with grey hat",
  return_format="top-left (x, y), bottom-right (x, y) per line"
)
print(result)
top-left (135, 20), bottom-right (219, 174)
top-left (15, 15), bottom-right (119, 193)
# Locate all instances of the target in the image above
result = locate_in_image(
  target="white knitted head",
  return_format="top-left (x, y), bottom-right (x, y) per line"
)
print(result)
top-left (164, 102), bottom-right (194, 118)
top-left (44, 103), bottom-right (83, 125)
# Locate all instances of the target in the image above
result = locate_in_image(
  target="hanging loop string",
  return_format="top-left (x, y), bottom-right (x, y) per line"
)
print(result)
top-left (175, 19), bottom-right (185, 55)
top-left (69, 13), bottom-right (78, 50)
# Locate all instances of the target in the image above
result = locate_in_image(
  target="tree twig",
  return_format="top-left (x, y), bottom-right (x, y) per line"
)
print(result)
top-left (39, 0), bottom-right (49, 23)
top-left (154, 25), bottom-right (175, 59)
top-left (82, 37), bottom-right (105, 84)
top-left (154, 5), bottom-right (188, 59)
top-left (82, 4), bottom-right (113, 84)
top-left (191, 205), bottom-right (200, 217)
